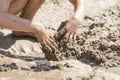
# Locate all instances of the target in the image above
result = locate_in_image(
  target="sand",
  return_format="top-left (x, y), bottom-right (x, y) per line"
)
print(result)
top-left (0, 0), bottom-right (120, 80)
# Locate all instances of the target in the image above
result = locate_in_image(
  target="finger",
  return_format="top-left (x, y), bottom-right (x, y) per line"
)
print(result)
top-left (42, 40), bottom-right (52, 51)
top-left (50, 35), bottom-right (55, 41)
top-left (65, 32), bottom-right (70, 41)
top-left (45, 39), bottom-right (57, 51)
top-left (43, 41), bottom-right (49, 49)
top-left (71, 33), bottom-right (75, 43)
top-left (73, 32), bottom-right (76, 42)
top-left (49, 36), bottom-right (59, 46)
top-left (68, 32), bottom-right (73, 43)
top-left (49, 38), bottom-right (59, 49)
top-left (50, 37), bottom-right (59, 48)
top-left (49, 32), bottom-right (54, 37)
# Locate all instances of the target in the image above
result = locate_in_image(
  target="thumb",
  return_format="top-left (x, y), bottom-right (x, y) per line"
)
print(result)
top-left (54, 27), bottom-right (67, 42)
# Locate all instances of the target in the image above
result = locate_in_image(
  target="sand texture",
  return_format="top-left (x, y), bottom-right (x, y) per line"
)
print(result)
top-left (0, 0), bottom-right (120, 80)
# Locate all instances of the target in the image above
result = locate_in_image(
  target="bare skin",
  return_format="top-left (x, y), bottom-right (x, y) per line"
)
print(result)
top-left (0, 0), bottom-right (86, 49)
top-left (9, 0), bottom-right (45, 37)
top-left (56, 0), bottom-right (87, 42)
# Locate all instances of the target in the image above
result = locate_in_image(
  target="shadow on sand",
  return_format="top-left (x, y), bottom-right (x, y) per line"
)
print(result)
top-left (0, 31), bottom-right (58, 72)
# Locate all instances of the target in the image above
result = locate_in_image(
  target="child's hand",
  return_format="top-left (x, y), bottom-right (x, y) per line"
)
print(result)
top-left (55, 17), bottom-right (80, 42)
top-left (33, 23), bottom-right (58, 50)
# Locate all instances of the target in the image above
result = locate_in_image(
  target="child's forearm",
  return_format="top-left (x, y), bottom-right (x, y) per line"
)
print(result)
top-left (0, 11), bottom-right (38, 33)
top-left (70, 0), bottom-right (87, 22)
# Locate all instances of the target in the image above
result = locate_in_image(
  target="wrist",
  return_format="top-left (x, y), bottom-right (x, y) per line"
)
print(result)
top-left (73, 0), bottom-right (87, 22)
top-left (73, 13), bottom-right (84, 22)
top-left (68, 17), bottom-right (80, 28)
top-left (71, 16), bottom-right (81, 24)
top-left (30, 22), bottom-right (44, 34)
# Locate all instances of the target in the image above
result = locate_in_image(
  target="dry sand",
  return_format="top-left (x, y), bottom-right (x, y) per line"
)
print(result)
top-left (0, 0), bottom-right (120, 80)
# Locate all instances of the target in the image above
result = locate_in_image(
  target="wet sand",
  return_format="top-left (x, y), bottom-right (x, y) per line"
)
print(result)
top-left (0, 0), bottom-right (120, 80)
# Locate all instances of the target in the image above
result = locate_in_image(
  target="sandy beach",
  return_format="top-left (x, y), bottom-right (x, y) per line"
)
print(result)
top-left (0, 0), bottom-right (120, 80)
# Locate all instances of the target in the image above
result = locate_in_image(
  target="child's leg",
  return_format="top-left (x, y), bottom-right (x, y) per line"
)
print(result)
top-left (11, 0), bottom-right (45, 37)
top-left (20, 0), bottom-right (45, 20)
top-left (8, 0), bottom-right (29, 15)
